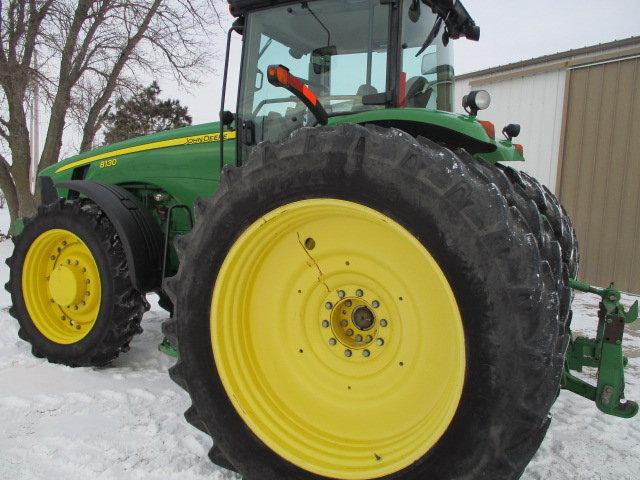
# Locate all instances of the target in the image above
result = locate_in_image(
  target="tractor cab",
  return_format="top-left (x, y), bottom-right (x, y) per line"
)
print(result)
top-left (228, 0), bottom-right (478, 159)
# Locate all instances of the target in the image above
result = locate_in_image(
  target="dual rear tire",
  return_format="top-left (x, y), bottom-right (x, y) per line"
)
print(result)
top-left (165, 124), bottom-right (576, 480)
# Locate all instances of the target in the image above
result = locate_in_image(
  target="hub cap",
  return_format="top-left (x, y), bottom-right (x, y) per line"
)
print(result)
top-left (22, 229), bottom-right (102, 344)
top-left (211, 199), bottom-right (465, 479)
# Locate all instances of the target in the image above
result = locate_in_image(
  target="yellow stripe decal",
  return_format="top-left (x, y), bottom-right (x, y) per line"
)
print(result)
top-left (55, 131), bottom-right (237, 173)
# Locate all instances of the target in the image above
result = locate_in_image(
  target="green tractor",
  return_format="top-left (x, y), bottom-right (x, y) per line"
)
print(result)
top-left (6, 1), bottom-right (638, 479)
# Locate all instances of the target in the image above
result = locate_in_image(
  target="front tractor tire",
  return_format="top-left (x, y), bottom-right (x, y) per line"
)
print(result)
top-left (165, 124), bottom-right (570, 480)
top-left (7, 200), bottom-right (147, 367)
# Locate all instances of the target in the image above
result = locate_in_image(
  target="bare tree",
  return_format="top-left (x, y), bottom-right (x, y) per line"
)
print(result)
top-left (0, 0), bottom-right (224, 232)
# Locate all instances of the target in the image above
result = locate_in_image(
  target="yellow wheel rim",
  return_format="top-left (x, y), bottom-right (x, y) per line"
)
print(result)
top-left (22, 229), bottom-right (102, 344)
top-left (211, 199), bottom-right (465, 479)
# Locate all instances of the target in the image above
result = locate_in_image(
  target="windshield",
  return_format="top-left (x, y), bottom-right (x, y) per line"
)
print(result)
top-left (238, 0), bottom-right (390, 148)
top-left (237, 0), bottom-right (454, 152)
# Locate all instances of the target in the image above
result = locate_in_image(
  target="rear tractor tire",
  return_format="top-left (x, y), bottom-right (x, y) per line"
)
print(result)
top-left (165, 124), bottom-right (572, 480)
top-left (7, 199), bottom-right (147, 367)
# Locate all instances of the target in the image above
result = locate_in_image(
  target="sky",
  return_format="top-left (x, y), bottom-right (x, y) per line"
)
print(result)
top-left (162, 0), bottom-right (640, 125)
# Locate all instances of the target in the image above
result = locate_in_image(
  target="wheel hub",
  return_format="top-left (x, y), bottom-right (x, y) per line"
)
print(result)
top-left (48, 266), bottom-right (79, 306)
top-left (322, 288), bottom-right (388, 357)
top-left (22, 229), bottom-right (101, 344)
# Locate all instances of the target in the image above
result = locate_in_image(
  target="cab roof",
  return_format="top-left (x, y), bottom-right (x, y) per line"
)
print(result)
top-left (228, 0), bottom-right (316, 17)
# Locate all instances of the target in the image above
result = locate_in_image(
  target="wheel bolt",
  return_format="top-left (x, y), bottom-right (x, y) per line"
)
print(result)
top-left (380, 319), bottom-right (388, 327)
top-left (329, 338), bottom-right (337, 346)
top-left (74, 260), bottom-right (79, 266)
top-left (340, 319), bottom-right (348, 327)
top-left (66, 259), bottom-right (71, 265)
top-left (346, 329), bottom-right (354, 336)
top-left (344, 349), bottom-right (352, 358)
top-left (85, 291), bottom-right (90, 296)
top-left (376, 338), bottom-right (384, 346)
top-left (337, 290), bottom-right (345, 298)
top-left (345, 300), bottom-right (352, 307)
top-left (355, 334), bottom-right (363, 342)
top-left (356, 289), bottom-right (364, 297)
top-left (322, 320), bottom-right (330, 328)
top-left (81, 267), bottom-right (86, 273)
top-left (325, 302), bottom-right (333, 310)
top-left (372, 300), bottom-right (380, 308)
top-left (363, 350), bottom-right (371, 358)
top-left (366, 335), bottom-right (373, 342)
top-left (73, 306), bottom-right (78, 311)
top-left (50, 255), bottom-right (55, 261)
top-left (60, 315), bottom-right (66, 320)
top-left (76, 325), bottom-right (81, 330)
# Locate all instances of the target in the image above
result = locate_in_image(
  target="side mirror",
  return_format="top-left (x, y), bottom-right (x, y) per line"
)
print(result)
top-left (311, 45), bottom-right (337, 74)
top-left (421, 51), bottom-right (437, 75)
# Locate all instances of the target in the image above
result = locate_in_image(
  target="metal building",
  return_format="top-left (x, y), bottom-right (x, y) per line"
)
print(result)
top-left (455, 37), bottom-right (640, 293)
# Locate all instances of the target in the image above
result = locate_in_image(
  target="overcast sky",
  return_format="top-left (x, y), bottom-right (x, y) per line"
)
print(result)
top-left (156, 0), bottom-right (640, 124)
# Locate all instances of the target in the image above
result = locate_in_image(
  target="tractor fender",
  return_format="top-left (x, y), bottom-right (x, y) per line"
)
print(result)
top-left (54, 180), bottom-right (163, 294)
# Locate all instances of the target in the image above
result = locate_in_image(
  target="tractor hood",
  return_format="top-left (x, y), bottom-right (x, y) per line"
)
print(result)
top-left (41, 122), bottom-right (225, 178)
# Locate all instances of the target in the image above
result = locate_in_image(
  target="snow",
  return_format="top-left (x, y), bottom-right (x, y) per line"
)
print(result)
top-left (0, 206), bottom-right (638, 480)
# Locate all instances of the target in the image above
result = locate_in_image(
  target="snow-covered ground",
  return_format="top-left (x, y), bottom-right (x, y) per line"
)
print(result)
top-left (0, 207), bottom-right (638, 480)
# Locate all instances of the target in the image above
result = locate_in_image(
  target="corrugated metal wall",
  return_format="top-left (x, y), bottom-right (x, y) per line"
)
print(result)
top-left (557, 56), bottom-right (640, 293)
top-left (455, 70), bottom-right (566, 191)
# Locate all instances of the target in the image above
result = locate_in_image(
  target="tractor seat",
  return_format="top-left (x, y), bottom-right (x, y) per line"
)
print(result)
top-left (405, 76), bottom-right (432, 108)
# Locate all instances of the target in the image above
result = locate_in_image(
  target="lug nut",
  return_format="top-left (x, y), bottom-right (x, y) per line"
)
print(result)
top-left (66, 259), bottom-right (71, 265)
top-left (356, 289), bottom-right (364, 297)
top-left (74, 260), bottom-right (79, 266)
top-left (363, 350), bottom-right (371, 358)
top-left (346, 329), bottom-right (354, 336)
top-left (366, 335), bottom-right (373, 342)
top-left (329, 338), bottom-right (337, 346)
top-left (81, 267), bottom-right (86, 273)
top-left (322, 320), bottom-right (330, 328)
top-left (85, 291), bottom-right (91, 296)
top-left (376, 338), bottom-right (384, 346)
top-left (355, 334), bottom-right (363, 342)
top-left (337, 290), bottom-right (345, 298)
top-left (345, 300), bottom-right (352, 307)
top-left (380, 319), bottom-right (388, 327)
top-left (50, 255), bottom-right (56, 261)
top-left (372, 300), bottom-right (380, 308)
top-left (344, 349), bottom-right (352, 358)
top-left (340, 319), bottom-right (348, 327)
top-left (60, 315), bottom-right (66, 320)
top-left (325, 302), bottom-right (333, 310)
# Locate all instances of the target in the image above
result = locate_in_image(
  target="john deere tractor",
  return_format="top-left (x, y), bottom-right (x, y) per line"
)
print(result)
top-left (7, 1), bottom-right (638, 479)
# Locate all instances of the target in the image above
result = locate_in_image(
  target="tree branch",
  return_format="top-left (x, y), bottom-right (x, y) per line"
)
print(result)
top-left (79, 0), bottom-right (162, 152)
